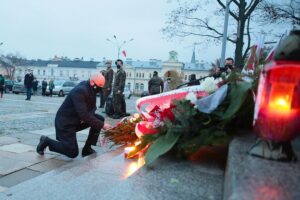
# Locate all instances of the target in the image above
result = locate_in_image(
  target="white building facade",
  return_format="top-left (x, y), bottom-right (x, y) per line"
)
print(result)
top-left (15, 52), bottom-right (211, 94)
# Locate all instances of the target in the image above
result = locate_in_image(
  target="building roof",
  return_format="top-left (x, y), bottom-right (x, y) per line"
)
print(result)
top-left (21, 60), bottom-right (100, 69)
top-left (18, 59), bottom-right (210, 71)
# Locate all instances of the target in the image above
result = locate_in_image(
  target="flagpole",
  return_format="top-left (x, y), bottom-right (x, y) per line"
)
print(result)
top-left (106, 36), bottom-right (134, 59)
top-left (220, 0), bottom-right (232, 68)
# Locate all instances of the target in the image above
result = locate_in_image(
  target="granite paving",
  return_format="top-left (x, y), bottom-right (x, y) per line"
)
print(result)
top-left (0, 93), bottom-right (138, 191)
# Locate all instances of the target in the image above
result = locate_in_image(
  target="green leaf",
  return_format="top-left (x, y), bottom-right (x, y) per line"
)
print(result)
top-left (145, 130), bottom-right (181, 165)
top-left (219, 82), bottom-right (252, 120)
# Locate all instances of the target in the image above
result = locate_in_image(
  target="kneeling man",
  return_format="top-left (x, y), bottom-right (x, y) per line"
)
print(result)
top-left (36, 74), bottom-right (112, 158)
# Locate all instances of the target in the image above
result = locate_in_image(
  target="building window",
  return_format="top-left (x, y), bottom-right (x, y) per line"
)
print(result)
top-left (142, 73), bottom-right (144, 78)
top-left (128, 82), bottom-right (131, 90)
top-left (135, 83), bottom-right (139, 90)
top-left (60, 70), bottom-right (63, 76)
top-left (129, 73), bottom-right (131, 77)
top-left (43, 70), bottom-right (46, 76)
top-left (136, 73), bottom-right (138, 78)
top-left (51, 69), bottom-right (54, 76)
top-left (140, 83), bottom-right (144, 91)
top-left (38, 70), bottom-right (40, 75)
top-left (149, 73), bottom-right (151, 78)
top-left (185, 75), bottom-right (187, 80)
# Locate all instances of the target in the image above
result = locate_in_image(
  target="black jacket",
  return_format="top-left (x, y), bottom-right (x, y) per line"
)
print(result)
top-left (24, 73), bottom-right (34, 88)
top-left (148, 75), bottom-right (164, 95)
top-left (55, 81), bottom-right (104, 131)
top-left (32, 80), bottom-right (38, 90)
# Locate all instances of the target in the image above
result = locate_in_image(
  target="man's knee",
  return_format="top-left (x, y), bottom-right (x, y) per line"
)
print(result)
top-left (65, 148), bottom-right (79, 158)
top-left (95, 114), bottom-right (104, 122)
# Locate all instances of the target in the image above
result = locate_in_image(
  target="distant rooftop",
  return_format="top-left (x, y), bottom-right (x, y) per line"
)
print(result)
top-left (18, 59), bottom-right (210, 71)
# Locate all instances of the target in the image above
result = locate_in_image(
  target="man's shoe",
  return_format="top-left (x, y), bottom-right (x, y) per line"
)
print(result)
top-left (111, 114), bottom-right (121, 119)
top-left (124, 113), bottom-right (131, 117)
top-left (82, 147), bottom-right (96, 157)
top-left (36, 136), bottom-right (48, 155)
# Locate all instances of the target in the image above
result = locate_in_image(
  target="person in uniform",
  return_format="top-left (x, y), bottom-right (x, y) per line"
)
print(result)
top-left (36, 74), bottom-right (112, 158)
top-left (112, 59), bottom-right (126, 119)
top-left (101, 60), bottom-right (114, 109)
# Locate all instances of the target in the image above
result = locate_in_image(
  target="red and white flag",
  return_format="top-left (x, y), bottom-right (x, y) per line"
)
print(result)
top-left (122, 50), bottom-right (127, 57)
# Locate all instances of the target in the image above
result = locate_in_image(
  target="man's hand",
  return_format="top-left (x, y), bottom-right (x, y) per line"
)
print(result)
top-left (103, 123), bottom-right (112, 130)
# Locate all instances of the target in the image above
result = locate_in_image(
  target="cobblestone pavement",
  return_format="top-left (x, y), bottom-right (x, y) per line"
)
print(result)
top-left (0, 93), bottom-right (138, 192)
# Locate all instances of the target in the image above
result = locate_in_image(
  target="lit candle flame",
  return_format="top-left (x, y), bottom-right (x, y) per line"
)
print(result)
top-left (269, 97), bottom-right (291, 113)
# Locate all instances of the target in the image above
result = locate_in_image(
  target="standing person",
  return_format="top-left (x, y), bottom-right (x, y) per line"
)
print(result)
top-left (36, 74), bottom-right (112, 158)
top-left (42, 78), bottom-right (48, 96)
top-left (148, 71), bottom-right (164, 95)
top-left (215, 57), bottom-right (235, 77)
top-left (48, 79), bottom-right (55, 97)
top-left (187, 74), bottom-right (200, 86)
top-left (0, 74), bottom-right (5, 98)
top-left (24, 69), bottom-right (34, 100)
top-left (102, 60), bottom-right (114, 109)
top-left (98, 70), bottom-right (106, 108)
top-left (32, 78), bottom-right (38, 95)
top-left (163, 77), bottom-right (172, 93)
top-left (112, 59), bottom-right (126, 119)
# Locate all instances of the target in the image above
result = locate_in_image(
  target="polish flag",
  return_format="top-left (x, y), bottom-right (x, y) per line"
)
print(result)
top-left (122, 50), bottom-right (127, 57)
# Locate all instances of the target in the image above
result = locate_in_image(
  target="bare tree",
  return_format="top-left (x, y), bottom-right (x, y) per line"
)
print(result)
top-left (0, 54), bottom-right (26, 80)
top-left (163, 0), bottom-right (262, 69)
top-left (258, 0), bottom-right (300, 26)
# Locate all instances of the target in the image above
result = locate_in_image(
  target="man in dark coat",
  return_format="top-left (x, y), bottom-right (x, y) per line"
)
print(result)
top-left (148, 71), bottom-right (164, 95)
top-left (112, 59), bottom-right (126, 119)
top-left (101, 60), bottom-right (114, 109)
top-left (36, 74), bottom-right (112, 158)
top-left (41, 78), bottom-right (47, 96)
top-left (24, 69), bottom-right (34, 100)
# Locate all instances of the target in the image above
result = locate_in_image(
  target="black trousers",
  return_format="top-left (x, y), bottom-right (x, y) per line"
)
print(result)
top-left (47, 114), bottom-right (104, 158)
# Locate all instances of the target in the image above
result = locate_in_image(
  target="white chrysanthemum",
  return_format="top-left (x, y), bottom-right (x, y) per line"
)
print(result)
top-left (185, 92), bottom-right (197, 104)
top-left (201, 77), bottom-right (218, 93)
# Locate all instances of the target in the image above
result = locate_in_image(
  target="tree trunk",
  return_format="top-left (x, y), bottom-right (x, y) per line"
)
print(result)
top-left (234, 0), bottom-right (247, 69)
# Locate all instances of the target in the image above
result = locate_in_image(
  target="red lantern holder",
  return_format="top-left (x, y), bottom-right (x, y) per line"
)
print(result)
top-left (249, 60), bottom-right (300, 161)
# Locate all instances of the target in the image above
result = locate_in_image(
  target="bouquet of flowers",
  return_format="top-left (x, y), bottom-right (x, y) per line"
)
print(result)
top-left (105, 72), bottom-right (256, 164)
top-left (104, 114), bottom-right (143, 146)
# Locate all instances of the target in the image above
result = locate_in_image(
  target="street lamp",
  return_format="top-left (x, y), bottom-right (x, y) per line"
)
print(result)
top-left (106, 36), bottom-right (134, 59)
top-left (220, 0), bottom-right (232, 68)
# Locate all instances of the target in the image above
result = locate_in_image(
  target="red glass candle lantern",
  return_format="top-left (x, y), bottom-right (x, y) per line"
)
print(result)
top-left (253, 60), bottom-right (300, 142)
top-left (249, 30), bottom-right (300, 161)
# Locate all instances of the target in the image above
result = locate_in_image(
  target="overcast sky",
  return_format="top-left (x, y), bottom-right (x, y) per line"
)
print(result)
top-left (0, 0), bottom-right (270, 63)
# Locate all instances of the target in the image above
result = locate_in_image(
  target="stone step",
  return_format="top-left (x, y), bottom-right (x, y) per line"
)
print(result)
top-left (2, 146), bottom-right (225, 200)
top-left (223, 133), bottom-right (300, 200)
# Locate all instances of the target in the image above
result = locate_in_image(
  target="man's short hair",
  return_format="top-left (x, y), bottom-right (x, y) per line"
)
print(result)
top-left (115, 59), bottom-right (123, 65)
top-left (225, 57), bottom-right (234, 64)
top-left (105, 60), bottom-right (112, 64)
top-left (153, 71), bottom-right (158, 76)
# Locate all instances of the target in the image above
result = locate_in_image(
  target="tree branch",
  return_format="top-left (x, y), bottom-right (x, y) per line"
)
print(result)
top-left (246, 0), bottom-right (262, 18)
top-left (243, 17), bottom-right (251, 61)
top-left (215, 0), bottom-right (239, 20)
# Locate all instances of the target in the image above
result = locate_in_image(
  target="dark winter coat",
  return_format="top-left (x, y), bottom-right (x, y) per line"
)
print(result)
top-left (148, 75), bottom-right (164, 95)
top-left (24, 73), bottom-right (34, 88)
top-left (55, 81), bottom-right (104, 132)
top-left (42, 80), bottom-right (48, 89)
top-left (32, 80), bottom-right (38, 91)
